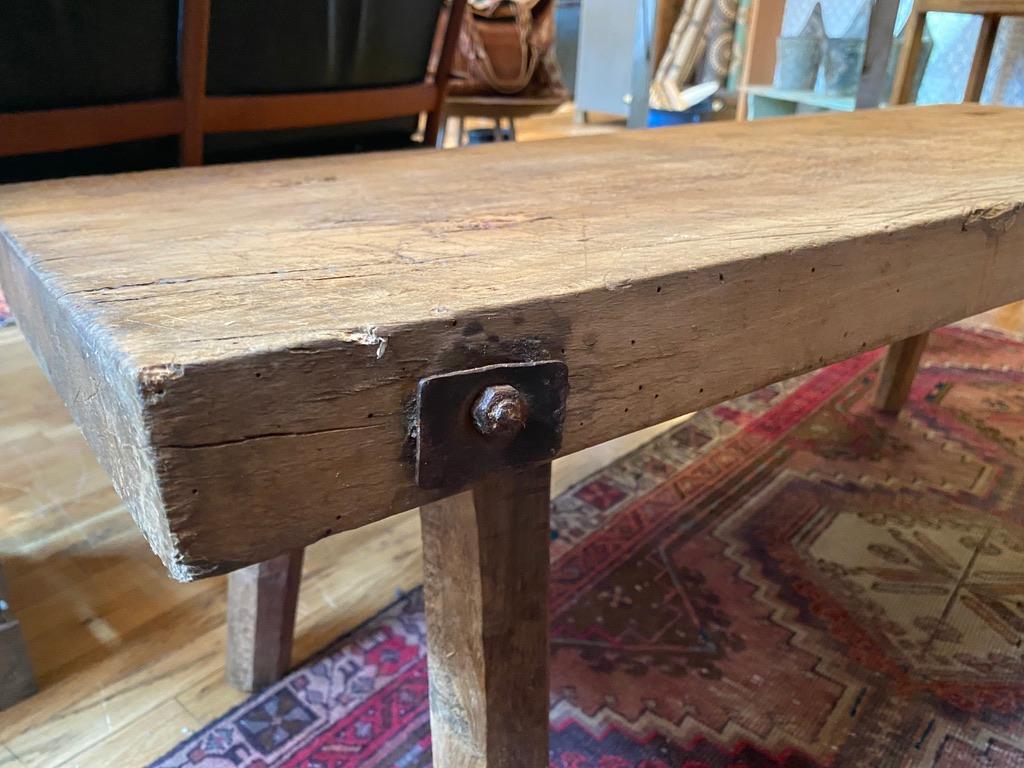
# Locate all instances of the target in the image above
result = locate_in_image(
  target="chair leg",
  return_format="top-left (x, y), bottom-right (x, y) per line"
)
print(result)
top-left (964, 13), bottom-right (999, 102)
top-left (0, 565), bottom-right (36, 711)
top-left (890, 8), bottom-right (925, 105)
top-left (874, 333), bottom-right (929, 414)
top-left (226, 549), bottom-right (304, 692)
top-left (420, 463), bottom-right (552, 768)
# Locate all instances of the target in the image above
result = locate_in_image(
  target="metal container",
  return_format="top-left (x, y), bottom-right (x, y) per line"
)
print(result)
top-left (823, 37), bottom-right (867, 97)
top-left (774, 37), bottom-right (822, 91)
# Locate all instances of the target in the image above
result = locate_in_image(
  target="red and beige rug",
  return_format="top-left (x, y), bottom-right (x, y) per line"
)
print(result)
top-left (134, 325), bottom-right (1024, 766)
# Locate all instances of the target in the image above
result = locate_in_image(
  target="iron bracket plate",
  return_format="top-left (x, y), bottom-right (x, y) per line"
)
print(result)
top-left (415, 360), bottom-right (569, 491)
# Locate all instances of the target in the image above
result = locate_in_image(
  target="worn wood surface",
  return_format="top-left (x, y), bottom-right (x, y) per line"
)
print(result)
top-left (2, 105), bottom-right (1024, 580)
top-left (0, 565), bottom-right (36, 712)
top-left (420, 464), bottom-right (551, 768)
top-left (0, 249), bottom-right (696, 767)
top-left (226, 550), bottom-right (304, 691)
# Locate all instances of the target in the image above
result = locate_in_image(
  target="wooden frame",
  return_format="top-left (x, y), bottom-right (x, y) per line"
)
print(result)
top-left (0, 0), bottom-right (468, 162)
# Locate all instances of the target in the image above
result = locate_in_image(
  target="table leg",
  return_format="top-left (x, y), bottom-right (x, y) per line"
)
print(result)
top-left (226, 549), bottom-right (304, 691)
top-left (873, 333), bottom-right (929, 414)
top-left (0, 564), bottom-right (36, 711)
top-left (420, 463), bottom-right (552, 768)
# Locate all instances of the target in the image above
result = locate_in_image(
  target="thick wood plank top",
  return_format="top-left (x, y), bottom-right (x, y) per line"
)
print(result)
top-left (3, 104), bottom-right (1024, 579)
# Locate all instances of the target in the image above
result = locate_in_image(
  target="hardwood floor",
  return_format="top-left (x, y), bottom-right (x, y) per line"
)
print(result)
top-left (1, 104), bottom-right (1021, 765)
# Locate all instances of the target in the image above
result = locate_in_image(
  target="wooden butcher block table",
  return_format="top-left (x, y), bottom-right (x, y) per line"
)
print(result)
top-left (3, 104), bottom-right (1024, 765)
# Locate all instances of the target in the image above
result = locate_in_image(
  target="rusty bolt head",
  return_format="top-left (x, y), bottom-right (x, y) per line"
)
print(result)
top-left (472, 384), bottom-right (529, 436)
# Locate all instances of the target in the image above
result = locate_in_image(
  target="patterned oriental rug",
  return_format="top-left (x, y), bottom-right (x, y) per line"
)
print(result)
top-left (156, 325), bottom-right (1024, 766)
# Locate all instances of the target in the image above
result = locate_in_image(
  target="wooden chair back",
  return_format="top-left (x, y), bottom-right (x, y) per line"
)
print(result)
top-left (891, 0), bottom-right (1024, 104)
top-left (0, 0), bottom-right (467, 166)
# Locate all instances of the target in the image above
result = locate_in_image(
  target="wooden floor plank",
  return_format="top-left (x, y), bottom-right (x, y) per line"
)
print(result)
top-left (57, 699), bottom-right (200, 768)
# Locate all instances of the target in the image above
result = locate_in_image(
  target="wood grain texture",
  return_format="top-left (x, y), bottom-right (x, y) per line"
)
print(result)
top-left (873, 332), bottom-right (930, 414)
top-left (420, 464), bottom-right (551, 768)
top-left (3, 105), bottom-right (1024, 580)
top-left (226, 550), bottom-right (304, 691)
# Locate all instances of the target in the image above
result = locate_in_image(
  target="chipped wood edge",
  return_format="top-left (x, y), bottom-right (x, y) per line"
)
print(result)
top-left (0, 228), bottom-right (191, 579)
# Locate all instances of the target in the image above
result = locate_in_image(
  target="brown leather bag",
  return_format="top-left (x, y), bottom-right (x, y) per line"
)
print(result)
top-left (448, 0), bottom-right (567, 99)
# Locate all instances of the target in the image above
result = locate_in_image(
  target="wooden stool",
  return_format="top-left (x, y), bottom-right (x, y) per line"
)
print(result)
top-left (876, 0), bottom-right (1024, 413)
top-left (3, 106), bottom-right (1024, 765)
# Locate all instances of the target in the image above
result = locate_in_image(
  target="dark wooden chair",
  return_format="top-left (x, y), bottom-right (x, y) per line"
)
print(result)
top-left (0, 0), bottom-right (467, 170)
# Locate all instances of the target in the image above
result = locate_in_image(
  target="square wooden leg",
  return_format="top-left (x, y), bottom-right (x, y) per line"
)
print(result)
top-left (226, 549), bottom-right (304, 692)
top-left (0, 565), bottom-right (36, 711)
top-left (874, 332), bottom-right (929, 414)
top-left (420, 463), bottom-right (552, 768)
